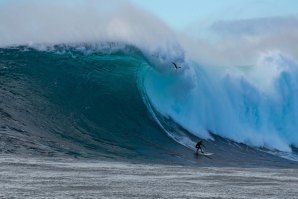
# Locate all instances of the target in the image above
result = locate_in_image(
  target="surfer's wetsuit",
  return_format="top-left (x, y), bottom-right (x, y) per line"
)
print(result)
top-left (172, 62), bottom-right (180, 69)
top-left (195, 141), bottom-right (205, 153)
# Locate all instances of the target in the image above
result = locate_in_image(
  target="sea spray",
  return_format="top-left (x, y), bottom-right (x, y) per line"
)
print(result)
top-left (144, 51), bottom-right (298, 152)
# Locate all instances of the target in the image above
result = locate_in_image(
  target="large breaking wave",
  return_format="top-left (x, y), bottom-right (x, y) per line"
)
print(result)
top-left (1, 0), bottom-right (298, 162)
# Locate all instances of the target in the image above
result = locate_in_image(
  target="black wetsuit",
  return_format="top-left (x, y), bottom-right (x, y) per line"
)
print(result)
top-left (195, 141), bottom-right (205, 153)
top-left (172, 62), bottom-right (180, 69)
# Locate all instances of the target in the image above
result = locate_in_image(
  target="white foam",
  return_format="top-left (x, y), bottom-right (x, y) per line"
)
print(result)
top-left (144, 51), bottom-right (298, 152)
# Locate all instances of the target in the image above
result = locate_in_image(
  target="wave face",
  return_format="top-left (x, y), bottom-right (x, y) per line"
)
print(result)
top-left (0, 45), bottom-right (193, 163)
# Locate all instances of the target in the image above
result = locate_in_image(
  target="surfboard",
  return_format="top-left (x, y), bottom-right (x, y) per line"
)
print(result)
top-left (196, 151), bottom-right (213, 156)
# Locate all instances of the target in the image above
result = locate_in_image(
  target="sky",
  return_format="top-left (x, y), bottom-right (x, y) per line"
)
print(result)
top-left (129, 0), bottom-right (298, 29)
top-left (0, 0), bottom-right (297, 29)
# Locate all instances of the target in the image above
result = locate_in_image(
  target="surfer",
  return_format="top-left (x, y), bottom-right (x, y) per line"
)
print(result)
top-left (195, 140), bottom-right (205, 154)
top-left (172, 62), bottom-right (181, 69)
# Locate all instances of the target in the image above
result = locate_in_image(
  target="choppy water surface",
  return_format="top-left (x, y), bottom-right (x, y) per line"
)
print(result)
top-left (1, 156), bottom-right (297, 199)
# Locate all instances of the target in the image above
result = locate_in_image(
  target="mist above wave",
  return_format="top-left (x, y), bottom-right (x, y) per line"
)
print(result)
top-left (0, 0), bottom-right (186, 69)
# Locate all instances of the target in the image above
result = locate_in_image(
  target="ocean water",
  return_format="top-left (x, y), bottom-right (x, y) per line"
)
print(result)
top-left (1, 0), bottom-right (298, 198)
top-left (1, 156), bottom-right (298, 199)
top-left (1, 45), bottom-right (298, 167)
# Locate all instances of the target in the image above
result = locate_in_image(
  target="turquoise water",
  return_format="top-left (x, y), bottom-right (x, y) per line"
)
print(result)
top-left (0, 46), bottom-right (183, 161)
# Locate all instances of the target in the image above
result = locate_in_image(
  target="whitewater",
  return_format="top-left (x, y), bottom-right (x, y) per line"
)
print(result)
top-left (1, 0), bottom-right (298, 163)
